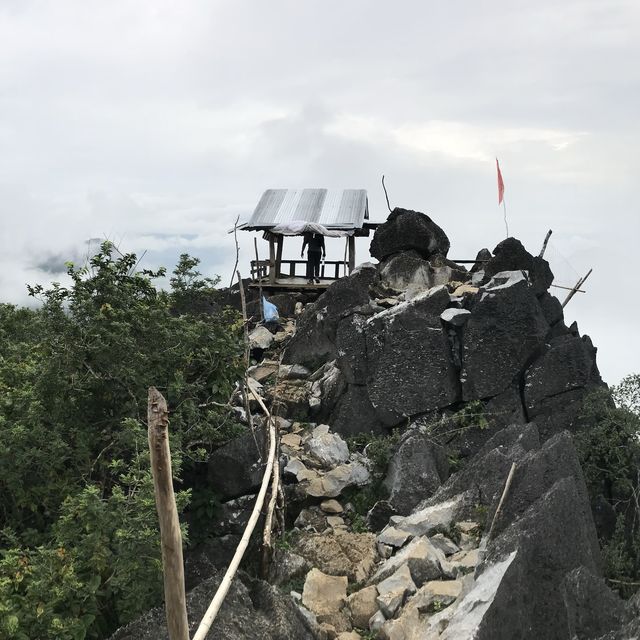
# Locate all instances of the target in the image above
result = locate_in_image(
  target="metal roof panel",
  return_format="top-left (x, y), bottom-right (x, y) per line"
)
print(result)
top-left (245, 188), bottom-right (368, 230)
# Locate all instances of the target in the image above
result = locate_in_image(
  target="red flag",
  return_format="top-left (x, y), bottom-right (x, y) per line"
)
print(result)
top-left (496, 158), bottom-right (505, 205)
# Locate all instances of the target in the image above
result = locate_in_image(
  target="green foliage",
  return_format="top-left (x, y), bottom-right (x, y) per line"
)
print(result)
top-left (346, 431), bottom-right (400, 474)
top-left (576, 375), bottom-right (640, 596)
top-left (0, 244), bottom-right (244, 638)
top-left (453, 400), bottom-right (489, 431)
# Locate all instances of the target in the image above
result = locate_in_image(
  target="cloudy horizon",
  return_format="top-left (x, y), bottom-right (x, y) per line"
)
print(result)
top-left (1, 0), bottom-right (638, 384)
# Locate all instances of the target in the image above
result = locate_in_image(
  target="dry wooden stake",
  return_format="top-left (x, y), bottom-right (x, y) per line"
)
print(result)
top-left (562, 268), bottom-right (593, 308)
top-left (147, 387), bottom-right (189, 640)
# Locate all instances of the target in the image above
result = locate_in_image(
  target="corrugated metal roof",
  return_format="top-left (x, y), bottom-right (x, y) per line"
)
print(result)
top-left (243, 189), bottom-right (369, 230)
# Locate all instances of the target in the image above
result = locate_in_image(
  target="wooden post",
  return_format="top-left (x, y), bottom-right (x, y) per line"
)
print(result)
top-left (275, 235), bottom-right (283, 278)
top-left (147, 387), bottom-right (189, 640)
top-left (268, 235), bottom-right (276, 285)
top-left (347, 235), bottom-right (356, 273)
top-left (253, 239), bottom-right (263, 321)
top-left (539, 229), bottom-right (552, 258)
top-left (343, 237), bottom-right (348, 277)
top-left (562, 268), bottom-right (593, 308)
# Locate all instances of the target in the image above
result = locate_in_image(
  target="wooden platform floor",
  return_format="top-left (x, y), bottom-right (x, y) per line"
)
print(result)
top-left (248, 276), bottom-right (334, 291)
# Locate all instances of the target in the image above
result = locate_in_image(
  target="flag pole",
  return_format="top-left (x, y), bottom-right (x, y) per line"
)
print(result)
top-left (502, 197), bottom-right (509, 238)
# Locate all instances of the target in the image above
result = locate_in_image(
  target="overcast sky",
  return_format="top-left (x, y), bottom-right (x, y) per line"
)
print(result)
top-left (1, 0), bottom-right (638, 384)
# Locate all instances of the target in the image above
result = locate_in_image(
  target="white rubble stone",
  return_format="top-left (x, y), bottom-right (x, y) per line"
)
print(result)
top-left (428, 551), bottom-right (517, 639)
top-left (249, 325), bottom-right (274, 350)
top-left (305, 425), bottom-right (350, 468)
top-left (429, 533), bottom-right (460, 556)
top-left (376, 564), bottom-right (417, 619)
top-left (391, 495), bottom-right (462, 537)
top-left (371, 536), bottom-right (450, 586)
top-left (377, 526), bottom-right (413, 548)
top-left (306, 462), bottom-right (370, 498)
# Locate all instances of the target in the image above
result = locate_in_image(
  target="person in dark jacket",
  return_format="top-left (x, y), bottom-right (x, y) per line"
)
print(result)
top-left (301, 232), bottom-right (326, 284)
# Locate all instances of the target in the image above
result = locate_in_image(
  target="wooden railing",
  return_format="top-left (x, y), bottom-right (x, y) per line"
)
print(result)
top-left (251, 258), bottom-right (348, 281)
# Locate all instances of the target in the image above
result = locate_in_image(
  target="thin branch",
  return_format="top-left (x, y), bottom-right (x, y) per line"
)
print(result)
top-left (382, 174), bottom-right (392, 213)
top-left (229, 215), bottom-right (241, 289)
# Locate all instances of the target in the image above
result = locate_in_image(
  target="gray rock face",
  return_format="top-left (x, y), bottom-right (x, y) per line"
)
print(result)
top-left (335, 312), bottom-right (371, 385)
top-left (478, 476), bottom-right (602, 640)
top-left (208, 429), bottom-right (266, 501)
top-left (482, 237), bottom-right (554, 295)
top-left (370, 208), bottom-right (451, 261)
top-left (461, 272), bottom-right (549, 400)
top-left (562, 566), bottom-right (628, 640)
top-left (282, 263), bottom-right (379, 369)
top-left (383, 427), bottom-right (449, 515)
top-left (330, 384), bottom-right (387, 438)
top-left (537, 291), bottom-right (564, 326)
top-left (524, 334), bottom-right (601, 415)
top-left (365, 287), bottom-right (461, 424)
top-left (379, 251), bottom-right (433, 292)
top-left (488, 432), bottom-right (599, 558)
top-left (109, 569), bottom-right (317, 640)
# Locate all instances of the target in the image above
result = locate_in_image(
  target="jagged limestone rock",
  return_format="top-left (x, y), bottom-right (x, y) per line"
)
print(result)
top-left (376, 564), bottom-right (417, 618)
top-left (461, 271), bottom-right (549, 400)
top-left (370, 208), bottom-right (450, 261)
top-left (365, 287), bottom-right (460, 425)
top-left (482, 237), bottom-right (554, 295)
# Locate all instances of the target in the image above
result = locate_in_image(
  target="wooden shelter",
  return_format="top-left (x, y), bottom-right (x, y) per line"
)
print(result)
top-left (240, 189), bottom-right (378, 290)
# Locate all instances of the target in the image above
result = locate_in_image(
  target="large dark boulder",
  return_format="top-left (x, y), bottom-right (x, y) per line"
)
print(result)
top-left (208, 430), bottom-right (266, 501)
top-left (524, 334), bottom-right (602, 415)
top-left (418, 424), bottom-right (536, 519)
top-left (364, 287), bottom-right (461, 425)
top-left (109, 569), bottom-right (318, 640)
top-left (461, 271), bottom-right (549, 400)
top-left (562, 566), bottom-right (628, 640)
top-left (482, 237), bottom-right (554, 295)
top-left (370, 208), bottom-right (450, 261)
top-left (383, 426), bottom-right (449, 515)
top-left (330, 384), bottom-right (387, 438)
top-left (475, 476), bottom-right (602, 640)
top-left (487, 431), bottom-right (599, 559)
top-left (282, 263), bottom-right (379, 369)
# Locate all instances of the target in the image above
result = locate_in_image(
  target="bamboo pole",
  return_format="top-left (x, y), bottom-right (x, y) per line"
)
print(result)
top-left (487, 462), bottom-right (517, 541)
top-left (191, 387), bottom-right (277, 640)
top-left (147, 387), bottom-right (189, 640)
top-left (562, 268), bottom-right (593, 308)
top-left (254, 238), bottom-right (263, 321)
top-left (539, 229), bottom-right (552, 258)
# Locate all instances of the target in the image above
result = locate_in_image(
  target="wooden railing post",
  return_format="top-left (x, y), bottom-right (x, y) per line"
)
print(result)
top-left (147, 387), bottom-right (189, 640)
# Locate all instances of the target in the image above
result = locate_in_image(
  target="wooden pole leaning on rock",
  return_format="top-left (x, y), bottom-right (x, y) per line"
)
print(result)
top-left (562, 268), bottom-right (593, 309)
top-left (147, 387), bottom-right (189, 640)
top-left (487, 462), bottom-right (517, 541)
top-left (539, 229), bottom-right (552, 258)
top-left (192, 385), bottom-right (277, 640)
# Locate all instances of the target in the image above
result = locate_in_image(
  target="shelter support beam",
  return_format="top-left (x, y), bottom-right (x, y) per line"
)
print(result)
top-left (348, 235), bottom-right (355, 273)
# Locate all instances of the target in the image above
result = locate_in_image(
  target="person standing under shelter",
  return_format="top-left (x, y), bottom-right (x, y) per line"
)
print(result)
top-left (301, 232), bottom-right (326, 284)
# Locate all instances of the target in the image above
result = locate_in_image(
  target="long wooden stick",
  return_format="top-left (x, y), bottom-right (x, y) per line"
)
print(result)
top-left (254, 238), bottom-right (264, 321)
top-left (147, 387), bottom-right (189, 640)
top-left (191, 386), bottom-right (277, 640)
top-left (487, 462), bottom-right (517, 540)
top-left (539, 229), bottom-right (552, 258)
top-left (562, 268), bottom-right (593, 308)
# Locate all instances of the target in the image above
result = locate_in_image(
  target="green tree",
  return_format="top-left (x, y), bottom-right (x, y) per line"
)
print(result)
top-left (0, 243), bottom-right (244, 638)
top-left (577, 375), bottom-right (640, 596)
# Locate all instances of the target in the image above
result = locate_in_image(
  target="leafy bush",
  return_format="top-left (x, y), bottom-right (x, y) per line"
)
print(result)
top-left (0, 245), bottom-right (244, 638)
top-left (576, 375), bottom-right (640, 596)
